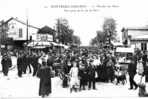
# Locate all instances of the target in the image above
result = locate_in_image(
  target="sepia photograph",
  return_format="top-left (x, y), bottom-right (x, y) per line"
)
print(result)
top-left (0, 0), bottom-right (148, 98)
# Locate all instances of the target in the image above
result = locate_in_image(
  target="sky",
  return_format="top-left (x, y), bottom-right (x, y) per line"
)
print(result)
top-left (0, 0), bottom-right (148, 46)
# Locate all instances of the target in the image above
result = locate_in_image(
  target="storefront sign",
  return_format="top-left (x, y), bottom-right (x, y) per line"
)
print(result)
top-left (37, 34), bottom-right (53, 41)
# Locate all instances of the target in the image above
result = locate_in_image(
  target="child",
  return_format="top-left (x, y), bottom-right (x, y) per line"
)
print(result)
top-left (69, 61), bottom-right (79, 93)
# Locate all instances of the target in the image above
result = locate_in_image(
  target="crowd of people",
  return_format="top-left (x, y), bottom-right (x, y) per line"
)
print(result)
top-left (0, 47), bottom-right (148, 97)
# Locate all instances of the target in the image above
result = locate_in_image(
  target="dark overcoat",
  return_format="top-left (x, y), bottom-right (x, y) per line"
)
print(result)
top-left (37, 66), bottom-right (51, 96)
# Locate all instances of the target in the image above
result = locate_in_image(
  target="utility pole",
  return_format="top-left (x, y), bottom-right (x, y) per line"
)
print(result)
top-left (26, 8), bottom-right (29, 42)
top-left (0, 20), bottom-right (6, 52)
top-left (0, 21), bottom-right (2, 55)
top-left (26, 18), bottom-right (28, 41)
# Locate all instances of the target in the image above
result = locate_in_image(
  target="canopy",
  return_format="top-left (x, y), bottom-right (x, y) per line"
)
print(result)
top-left (27, 41), bottom-right (69, 49)
top-left (52, 43), bottom-right (69, 49)
top-left (57, 43), bottom-right (69, 49)
top-left (27, 41), bottom-right (52, 47)
top-left (51, 42), bottom-right (58, 46)
top-left (38, 26), bottom-right (55, 35)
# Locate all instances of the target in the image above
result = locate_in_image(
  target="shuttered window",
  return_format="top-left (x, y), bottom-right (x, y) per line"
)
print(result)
top-left (19, 28), bottom-right (23, 38)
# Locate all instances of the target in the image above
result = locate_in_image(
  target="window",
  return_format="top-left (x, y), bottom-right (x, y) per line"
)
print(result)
top-left (19, 28), bottom-right (23, 38)
top-left (141, 43), bottom-right (147, 51)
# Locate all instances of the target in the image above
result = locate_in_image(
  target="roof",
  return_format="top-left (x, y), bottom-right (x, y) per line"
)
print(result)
top-left (0, 17), bottom-right (40, 30)
top-left (131, 35), bottom-right (148, 41)
top-left (38, 26), bottom-right (55, 34)
top-left (127, 27), bottom-right (148, 31)
top-left (134, 35), bottom-right (148, 39)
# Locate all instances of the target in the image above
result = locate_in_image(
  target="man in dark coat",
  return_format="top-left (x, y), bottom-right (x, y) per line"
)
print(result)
top-left (31, 54), bottom-right (39, 76)
top-left (61, 59), bottom-right (69, 88)
top-left (17, 54), bottom-right (23, 77)
top-left (22, 54), bottom-right (27, 74)
top-left (128, 58), bottom-right (138, 90)
top-left (87, 60), bottom-right (96, 90)
top-left (106, 58), bottom-right (114, 82)
top-left (1, 54), bottom-right (12, 76)
top-left (37, 61), bottom-right (52, 98)
top-left (142, 51), bottom-right (147, 66)
top-left (79, 63), bottom-right (88, 90)
top-left (47, 53), bottom-right (54, 69)
top-left (142, 51), bottom-right (147, 77)
top-left (26, 54), bottom-right (32, 73)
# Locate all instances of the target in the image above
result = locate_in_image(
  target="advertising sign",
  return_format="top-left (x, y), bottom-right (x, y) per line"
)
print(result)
top-left (37, 34), bottom-right (53, 41)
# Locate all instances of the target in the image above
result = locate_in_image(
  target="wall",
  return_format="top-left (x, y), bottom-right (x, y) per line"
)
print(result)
top-left (128, 29), bottom-right (148, 39)
top-left (7, 19), bottom-right (38, 41)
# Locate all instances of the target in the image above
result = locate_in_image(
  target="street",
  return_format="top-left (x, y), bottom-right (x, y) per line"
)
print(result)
top-left (0, 67), bottom-right (148, 99)
top-left (1, 0), bottom-right (148, 99)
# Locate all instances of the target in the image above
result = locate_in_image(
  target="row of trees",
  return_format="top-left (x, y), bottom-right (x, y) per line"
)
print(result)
top-left (90, 18), bottom-right (117, 48)
top-left (55, 18), bottom-right (81, 45)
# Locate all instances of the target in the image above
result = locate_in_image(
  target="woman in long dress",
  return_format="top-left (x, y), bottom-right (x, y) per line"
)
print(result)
top-left (37, 61), bottom-right (52, 98)
top-left (69, 61), bottom-right (79, 92)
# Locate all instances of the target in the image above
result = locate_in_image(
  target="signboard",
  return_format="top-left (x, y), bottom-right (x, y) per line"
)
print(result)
top-left (0, 45), bottom-right (5, 48)
top-left (116, 47), bottom-right (134, 53)
top-left (37, 34), bottom-right (53, 41)
top-left (7, 22), bottom-right (18, 39)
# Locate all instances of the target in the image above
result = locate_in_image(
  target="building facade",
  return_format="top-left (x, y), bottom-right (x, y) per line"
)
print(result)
top-left (6, 17), bottom-right (39, 41)
top-left (0, 17), bottom-right (39, 48)
top-left (122, 27), bottom-right (148, 51)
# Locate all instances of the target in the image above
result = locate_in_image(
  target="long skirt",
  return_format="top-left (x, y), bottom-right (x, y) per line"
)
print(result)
top-left (62, 76), bottom-right (68, 88)
top-left (70, 77), bottom-right (79, 88)
top-left (39, 78), bottom-right (51, 96)
top-left (2, 65), bottom-right (9, 76)
top-left (138, 85), bottom-right (148, 97)
top-left (106, 67), bottom-right (114, 82)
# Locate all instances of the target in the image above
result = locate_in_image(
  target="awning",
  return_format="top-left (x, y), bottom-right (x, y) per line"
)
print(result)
top-left (27, 41), bottom-right (52, 47)
top-left (27, 41), bottom-right (69, 49)
top-left (51, 42), bottom-right (58, 46)
top-left (53, 43), bottom-right (69, 49)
